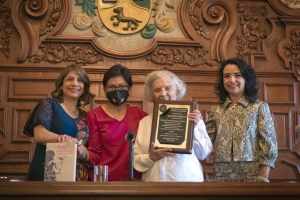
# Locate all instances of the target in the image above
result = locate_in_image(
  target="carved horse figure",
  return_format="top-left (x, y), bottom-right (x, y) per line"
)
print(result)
top-left (110, 7), bottom-right (142, 31)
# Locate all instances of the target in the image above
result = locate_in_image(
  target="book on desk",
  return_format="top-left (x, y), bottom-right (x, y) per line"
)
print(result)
top-left (44, 143), bottom-right (77, 182)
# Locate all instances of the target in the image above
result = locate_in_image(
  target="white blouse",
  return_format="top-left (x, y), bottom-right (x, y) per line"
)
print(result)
top-left (134, 114), bottom-right (212, 182)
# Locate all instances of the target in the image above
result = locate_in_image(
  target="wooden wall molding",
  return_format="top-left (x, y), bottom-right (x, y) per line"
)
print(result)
top-left (8, 77), bottom-right (54, 101)
top-left (0, 106), bottom-right (8, 138)
top-left (292, 137), bottom-right (300, 157)
top-left (0, 149), bottom-right (31, 164)
top-left (272, 157), bottom-right (300, 180)
top-left (12, 108), bottom-right (33, 143)
top-left (272, 110), bottom-right (292, 151)
top-left (0, 76), bottom-right (3, 102)
top-left (262, 82), bottom-right (296, 105)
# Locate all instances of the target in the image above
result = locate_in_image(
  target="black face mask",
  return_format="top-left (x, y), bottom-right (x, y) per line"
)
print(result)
top-left (106, 90), bottom-right (129, 106)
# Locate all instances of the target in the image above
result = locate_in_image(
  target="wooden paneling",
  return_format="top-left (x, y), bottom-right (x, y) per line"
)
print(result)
top-left (8, 78), bottom-right (54, 101)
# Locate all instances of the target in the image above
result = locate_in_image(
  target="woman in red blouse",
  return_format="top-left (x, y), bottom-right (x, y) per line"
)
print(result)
top-left (77, 64), bottom-right (148, 181)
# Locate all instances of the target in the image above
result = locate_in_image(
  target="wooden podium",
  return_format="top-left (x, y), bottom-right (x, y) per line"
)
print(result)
top-left (0, 181), bottom-right (299, 199)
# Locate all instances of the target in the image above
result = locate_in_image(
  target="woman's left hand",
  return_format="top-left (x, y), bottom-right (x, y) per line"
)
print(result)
top-left (77, 145), bottom-right (88, 160)
top-left (188, 110), bottom-right (203, 125)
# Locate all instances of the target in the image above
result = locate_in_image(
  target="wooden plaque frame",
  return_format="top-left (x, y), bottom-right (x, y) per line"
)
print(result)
top-left (150, 100), bottom-right (196, 154)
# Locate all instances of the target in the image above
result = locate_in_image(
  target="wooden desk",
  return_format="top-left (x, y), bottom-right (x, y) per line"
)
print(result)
top-left (0, 181), bottom-right (299, 200)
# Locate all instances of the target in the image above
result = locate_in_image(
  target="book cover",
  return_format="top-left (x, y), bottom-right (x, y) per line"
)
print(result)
top-left (44, 143), bottom-right (77, 182)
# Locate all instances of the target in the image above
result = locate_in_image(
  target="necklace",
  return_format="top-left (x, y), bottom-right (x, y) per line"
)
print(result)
top-left (70, 110), bottom-right (77, 117)
top-left (62, 103), bottom-right (78, 117)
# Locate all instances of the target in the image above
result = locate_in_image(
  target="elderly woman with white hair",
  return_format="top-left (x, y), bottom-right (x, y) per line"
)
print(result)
top-left (134, 70), bottom-right (212, 182)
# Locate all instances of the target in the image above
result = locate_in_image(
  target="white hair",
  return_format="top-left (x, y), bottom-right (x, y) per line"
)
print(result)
top-left (144, 70), bottom-right (186, 102)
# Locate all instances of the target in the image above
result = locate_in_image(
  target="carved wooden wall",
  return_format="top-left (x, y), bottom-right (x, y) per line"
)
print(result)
top-left (0, 0), bottom-right (299, 182)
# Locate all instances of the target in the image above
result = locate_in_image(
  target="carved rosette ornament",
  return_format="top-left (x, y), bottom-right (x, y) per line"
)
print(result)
top-left (28, 44), bottom-right (104, 64)
top-left (0, 0), bottom-right (12, 58)
top-left (147, 47), bottom-right (217, 67)
top-left (236, 2), bottom-right (268, 58)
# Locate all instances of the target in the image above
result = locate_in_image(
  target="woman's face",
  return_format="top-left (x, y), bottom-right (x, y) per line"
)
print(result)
top-left (223, 64), bottom-right (245, 99)
top-left (104, 75), bottom-right (129, 93)
top-left (152, 76), bottom-right (178, 101)
top-left (60, 70), bottom-right (84, 100)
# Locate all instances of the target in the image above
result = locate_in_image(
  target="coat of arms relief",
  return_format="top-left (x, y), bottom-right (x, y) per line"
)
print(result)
top-left (73, 0), bottom-right (177, 51)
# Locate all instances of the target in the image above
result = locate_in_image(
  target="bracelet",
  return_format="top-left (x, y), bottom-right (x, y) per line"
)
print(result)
top-left (77, 139), bottom-right (83, 147)
top-left (257, 176), bottom-right (270, 183)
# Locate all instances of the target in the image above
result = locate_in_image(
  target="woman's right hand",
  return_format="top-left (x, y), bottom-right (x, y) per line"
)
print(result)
top-left (149, 142), bottom-right (174, 162)
top-left (57, 134), bottom-right (76, 143)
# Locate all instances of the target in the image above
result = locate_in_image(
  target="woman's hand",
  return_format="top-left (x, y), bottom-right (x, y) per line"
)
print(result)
top-left (149, 142), bottom-right (174, 162)
top-left (188, 110), bottom-right (203, 125)
top-left (57, 134), bottom-right (76, 143)
top-left (34, 125), bottom-right (78, 145)
top-left (77, 145), bottom-right (89, 161)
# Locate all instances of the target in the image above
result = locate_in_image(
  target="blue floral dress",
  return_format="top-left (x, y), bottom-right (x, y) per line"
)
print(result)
top-left (23, 98), bottom-right (89, 181)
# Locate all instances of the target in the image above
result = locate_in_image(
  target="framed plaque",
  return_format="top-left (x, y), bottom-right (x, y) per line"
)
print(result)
top-left (150, 100), bottom-right (197, 154)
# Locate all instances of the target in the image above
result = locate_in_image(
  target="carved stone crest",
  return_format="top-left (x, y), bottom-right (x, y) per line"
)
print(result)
top-left (98, 0), bottom-right (151, 34)
top-left (279, 0), bottom-right (300, 9)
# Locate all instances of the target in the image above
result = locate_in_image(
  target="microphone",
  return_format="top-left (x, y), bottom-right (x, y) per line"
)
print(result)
top-left (125, 130), bottom-right (138, 181)
top-left (125, 130), bottom-right (135, 142)
top-left (295, 125), bottom-right (300, 137)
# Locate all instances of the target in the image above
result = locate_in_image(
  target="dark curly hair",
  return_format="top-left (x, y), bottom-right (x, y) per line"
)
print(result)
top-left (215, 58), bottom-right (259, 104)
top-left (51, 64), bottom-right (95, 109)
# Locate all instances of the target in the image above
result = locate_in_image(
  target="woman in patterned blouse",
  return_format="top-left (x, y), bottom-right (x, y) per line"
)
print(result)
top-left (205, 58), bottom-right (278, 182)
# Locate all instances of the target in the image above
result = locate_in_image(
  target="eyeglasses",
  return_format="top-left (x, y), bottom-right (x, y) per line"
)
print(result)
top-left (106, 84), bottom-right (129, 91)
